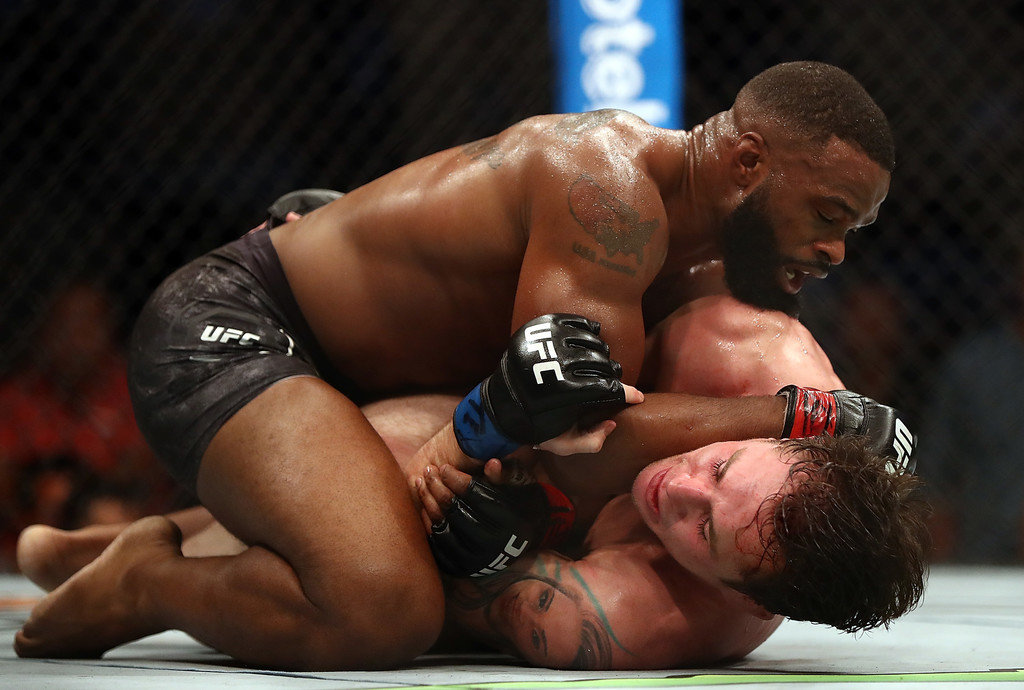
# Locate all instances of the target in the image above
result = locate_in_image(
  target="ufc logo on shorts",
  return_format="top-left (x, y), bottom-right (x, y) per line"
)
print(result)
top-left (201, 324), bottom-right (261, 346)
top-left (471, 534), bottom-right (529, 577)
top-left (890, 418), bottom-right (915, 473)
top-left (524, 323), bottom-right (565, 384)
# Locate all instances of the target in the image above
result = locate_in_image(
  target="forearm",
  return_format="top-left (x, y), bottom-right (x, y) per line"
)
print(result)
top-left (602, 391), bottom-right (785, 458)
top-left (544, 392), bottom-right (787, 497)
top-left (407, 421), bottom-right (484, 478)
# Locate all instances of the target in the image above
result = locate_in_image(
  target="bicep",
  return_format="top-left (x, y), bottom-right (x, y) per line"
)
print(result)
top-left (514, 172), bottom-right (666, 383)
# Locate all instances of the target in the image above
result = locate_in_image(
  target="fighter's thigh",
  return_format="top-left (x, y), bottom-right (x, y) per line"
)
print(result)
top-left (195, 376), bottom-right (440, 610)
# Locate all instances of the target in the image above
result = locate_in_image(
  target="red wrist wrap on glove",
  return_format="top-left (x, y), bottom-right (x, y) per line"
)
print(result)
top-left (781, 387), bottom-right (839, 438)
top-left (538, 483), bottom-right (576, 548)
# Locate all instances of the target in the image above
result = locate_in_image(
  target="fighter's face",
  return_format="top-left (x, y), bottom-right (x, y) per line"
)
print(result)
top-left (721, 136), bottom-right (890, 315)
top-left (632, 439), bottom-right (796, 587)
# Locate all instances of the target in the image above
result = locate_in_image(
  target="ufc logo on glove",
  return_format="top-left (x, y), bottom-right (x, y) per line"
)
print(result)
top-left (452, 313), bottom-right (626, 461)
top-left (472, 534), bottom-right (529, 577)
top-left (525, 322), bottom-right (565, 384)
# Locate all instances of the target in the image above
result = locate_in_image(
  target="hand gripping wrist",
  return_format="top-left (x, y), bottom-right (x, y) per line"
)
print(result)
top-left (777, 385), bottom-right (918, 474)
top-left (453, 313), bottom-right (626, 460)
top-left (428, 480), bottom-right (576, 578)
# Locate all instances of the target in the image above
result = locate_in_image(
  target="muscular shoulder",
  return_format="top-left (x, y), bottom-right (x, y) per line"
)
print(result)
top-left (512, 109), bottom-right (652, 145)
top-left (644, 295), bottom-right (842, 396)
top-left (517, 111), bottom-right (671, 265)
top-left (512, 111), bottom-right (661, 178)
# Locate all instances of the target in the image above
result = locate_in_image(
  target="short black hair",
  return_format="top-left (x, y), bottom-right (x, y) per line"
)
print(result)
top-left (734, 61), bottom-right (895, 171)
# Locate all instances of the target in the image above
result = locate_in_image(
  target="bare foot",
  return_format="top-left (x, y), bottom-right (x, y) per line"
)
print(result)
top-left (15, 516), bottom-right (183, 659)
top-left (17, 523), bottom-right (126, 592)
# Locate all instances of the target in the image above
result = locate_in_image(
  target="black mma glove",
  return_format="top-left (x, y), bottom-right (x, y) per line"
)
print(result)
top-left (776, 385), bottom-right (917, 474)
top-left (429, 479), bottom-right (576, 578)
top-left (453, 313), bottom-right (627, 460)
top-left (266, 188), bottom-right (344, 227)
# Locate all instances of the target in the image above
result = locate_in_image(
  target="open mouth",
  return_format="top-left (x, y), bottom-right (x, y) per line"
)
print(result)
top-left (782, 267), bottom-right (807, 294)
top-left (781, 264), bottom-right (829, 294)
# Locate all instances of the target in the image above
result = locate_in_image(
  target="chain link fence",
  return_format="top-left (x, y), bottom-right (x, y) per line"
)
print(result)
top-left (1, 1), bottom-right (1021, 564)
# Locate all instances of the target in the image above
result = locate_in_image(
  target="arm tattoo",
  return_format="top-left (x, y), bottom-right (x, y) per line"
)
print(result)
top-left (447, 555), bottom-right (633, 670)
top-left (462, 136), bottom-right (504, 169)
top-left (554, 109), bottom-right (622, 136)
top-left (568, 174), bottom-right (658, 268)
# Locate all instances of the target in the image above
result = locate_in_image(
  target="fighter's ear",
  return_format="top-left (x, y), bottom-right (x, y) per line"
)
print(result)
top-left (731, 132), bottom-right (769, 189)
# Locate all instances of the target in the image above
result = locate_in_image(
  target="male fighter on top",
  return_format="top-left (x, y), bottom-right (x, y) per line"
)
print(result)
top-left (15, 61), bottom-right (914, 670)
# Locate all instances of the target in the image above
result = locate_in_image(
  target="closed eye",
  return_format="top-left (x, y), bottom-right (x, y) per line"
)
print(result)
top-left (697, 514), bottom-right (711, 541)
top-left (712, 458), bottom-right (726, 480)
top-left (696, 458), bottom-right (727, 541)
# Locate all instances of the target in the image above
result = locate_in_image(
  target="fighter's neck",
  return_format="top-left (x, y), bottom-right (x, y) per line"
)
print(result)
top-left (661, 110), bottom-right (738, 258)
top-left (640, 111), bottom-right (738, 325)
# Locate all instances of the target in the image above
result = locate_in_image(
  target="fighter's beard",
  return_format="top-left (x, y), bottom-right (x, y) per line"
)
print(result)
top-left (720, 184), bottom-right (801, 317)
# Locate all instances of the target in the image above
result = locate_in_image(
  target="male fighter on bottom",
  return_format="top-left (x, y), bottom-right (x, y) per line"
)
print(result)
top-left (419, 422), bottom-right (925, 669)
top-left (408, 294), bottom-right (925, 669)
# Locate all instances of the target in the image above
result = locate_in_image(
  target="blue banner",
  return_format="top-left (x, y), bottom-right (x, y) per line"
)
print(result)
top-left (550, 0), bottom-right (683, 128)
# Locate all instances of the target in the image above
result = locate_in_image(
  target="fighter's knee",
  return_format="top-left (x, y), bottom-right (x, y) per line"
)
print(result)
top-left (305, 568), bottom-right (445, 669)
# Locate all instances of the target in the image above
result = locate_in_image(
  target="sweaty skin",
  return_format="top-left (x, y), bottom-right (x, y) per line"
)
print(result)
top-left (272, 110), bottom-right (886, 391)
top-left (642, 293), bottom-right (841, 397)
top-left (15, 107), bottom-right (882, 669)
top-left (426, 296), bottom-right (845, 669)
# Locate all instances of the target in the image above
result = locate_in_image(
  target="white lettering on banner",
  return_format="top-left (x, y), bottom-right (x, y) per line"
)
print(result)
top-left (525, 323), bottom-right (565, 384)
top-left (582, 0), bottom-right (641, 23)
top-left (578, 0), bottom-right (669, 124)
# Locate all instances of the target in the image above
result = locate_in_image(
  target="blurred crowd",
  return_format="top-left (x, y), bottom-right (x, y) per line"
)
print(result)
top-left (815, 241), bottom-right (1024, 565)
top-left (0, 282), bottom-right (179, 570)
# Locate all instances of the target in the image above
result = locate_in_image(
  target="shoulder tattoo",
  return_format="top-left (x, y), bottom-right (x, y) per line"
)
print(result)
top-left (568, 174), bottom-right (659, 269)
top-left (447, 556), bottom-right (633, 670)
top-left (462, 136), bottom-right (504, 169)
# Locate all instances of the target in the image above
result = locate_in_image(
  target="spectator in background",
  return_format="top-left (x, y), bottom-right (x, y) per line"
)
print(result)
top-left (834, 280), bottom-right (909, 405)
top-left (0, 282), bottom-right (175, 570)
top-left (802, 273), bottom-right (917, 419)
top-left (920, 242), bottom-right (1024, 563)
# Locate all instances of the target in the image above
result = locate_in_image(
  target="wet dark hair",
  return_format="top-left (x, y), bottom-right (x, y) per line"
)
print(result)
top-left (734, 61), bottom-right (895, 172)
top-left (730, 435), bottom-right (929, 632)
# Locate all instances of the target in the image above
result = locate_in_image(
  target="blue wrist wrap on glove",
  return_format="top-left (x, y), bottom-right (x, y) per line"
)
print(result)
top-left (453, 382), bottom-right (521, 460)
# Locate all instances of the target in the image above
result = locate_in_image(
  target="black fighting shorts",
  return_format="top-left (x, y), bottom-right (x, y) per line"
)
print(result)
top-left (128, 227), bottom-right (354, 492)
